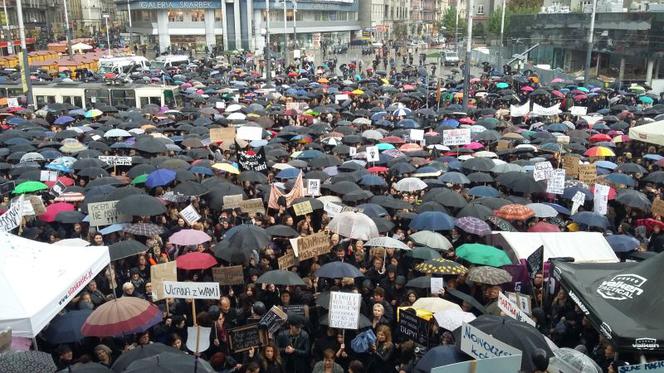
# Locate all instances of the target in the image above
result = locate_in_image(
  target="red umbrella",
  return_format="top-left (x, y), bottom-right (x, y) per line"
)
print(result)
top-left (494, 204), bottom-right (535, 221)
top-left (368, 166), bottom-right (389, 174)
top-left (589, 134), bottom-right (612, 142)
top-left (551, 90), bottom-right (564, 98)
top-left (637, 218), bottom-right (664, 231)
top-left (45, 176), bottom-right (75, 188)
top-left (528, 221), bottom-right (561, 232)
top-left (382, 136), bottom-right (405, 144)
top-left (39, 202), bottom-right (75, 222)
top-left (176, 252), bottom-right (218, 270)
top-left (81, 297), bottom-right (162, 337)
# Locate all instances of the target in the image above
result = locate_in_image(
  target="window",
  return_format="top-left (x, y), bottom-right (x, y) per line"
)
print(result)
top-left (168, 11), bottom-right (184, 22)
top-left (191, 10), bottom-right (205, 22)
top-left (477, 4), bottom-right (484, 14)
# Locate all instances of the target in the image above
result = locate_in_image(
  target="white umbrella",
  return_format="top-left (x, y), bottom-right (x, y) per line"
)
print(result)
top-left (19, 152), bottom-right (44, 163)
top-left (104, 128), bottom-right (132, 138)
top-left (394, 177), bottom-right (428, 192)
top-left (412, 297), bottom-right (462, 314)
top-left (317, 195), bottom-right (342, 204)
top-left (526, 203), bottom-right (558, 218)
top-left (474, 151), bottom-right (498, 158)
top-left (225, 104), bottom-right (244, 112)
top-left (492, 163), bottom-right (524, 173)
top-left (327, 211), bottom-right (379, 240)
top-left (365, 236), bottom-right (411, 250)
top-left (362, 129), bottom-right (383, 140)
top-left (434, 309), bottom-right (476, 331)
top-left (226, 112), bottom-right (246, 121)
top-left (409, 230), bottom-right (453, 251)
top-left (353, 118), bottom-right (371, 126)
top-left (52, 238), bottom-right (91, 247)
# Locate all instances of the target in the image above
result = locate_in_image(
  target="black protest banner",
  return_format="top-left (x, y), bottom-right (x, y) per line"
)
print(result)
top-left (237, 146), bottom-right (268, 173)
top-left (398, 308), bottom-right (430, 346)
top-left (527, 245), bottom-right (544, 278)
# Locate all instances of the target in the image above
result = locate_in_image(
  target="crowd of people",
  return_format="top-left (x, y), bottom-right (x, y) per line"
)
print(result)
top-left (2, 42), bottom-right (664, 373)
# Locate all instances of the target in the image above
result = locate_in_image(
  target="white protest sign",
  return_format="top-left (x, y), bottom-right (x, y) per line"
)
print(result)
top-left (98, 156), bottom-right (133, 166)
top-left (410, 129), bottom-right (424, 141)
top-left (365, 146), bottom-right (380, 162)
top-left (91, 134), bottom-right (102, 141)
top-left (162, 281), bottom-right (221, 300)
top-left (593, 183), bottom-right (610, 215)
top-left (88, 200), bottom-right (131, 226)
top-left (546, 169), bottom-right (566, 195)
top-left (179, 204), bottom-right (201, 225)
top-left (498, 292), bottom-right (536, 326)
top-left (307, 179), bottom-right (321, 196)
top-left (349, 147), bottom-right (357, 157)
top-left (237, 126), bottom-right (263, 141)
top-left (430, 277), bottom-right (444, 295)
top-left (532, 102), bottom-right (562, 116)
top-left (186, 326), bottom-right (212, 353)
top-left (460, 322), bottom-right (522, 360)
top-left (443, 128), bottom-right (472, 146)
top-left (431, 355), bottom-right (522, 373)
top-left (289, 237), bottom-right (300, 257)
top-left (323, 201), bottom-right (343, 218)
top-left (51, 180), bottom-right (66, 197)
top-left (619, 360), bottom-right (664, 373)
top-left (0, 196), bottom-right (24, 232)
top-left (20, 198), bottom-right (35, 216)
top-left (328, 291), bottom-right (362, 330)
top-left (570, 106), bottom-right (588, 116)
top-left (571, 191), bottom-right (586, 215)
top-left (533, 161), bottom-right (554, 181)
top-left (509, 101), bottom-right (530, 117)
top-left (215, 101), bottom-right (225, 109)
top-left (39, 170), bottom-right (58, 182)
top-left (7, 97), bottom-right (19, 108)
top-left (335, 94), bottom-right (350, 103)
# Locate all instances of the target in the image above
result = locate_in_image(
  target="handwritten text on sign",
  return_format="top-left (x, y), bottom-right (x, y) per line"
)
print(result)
top-left (460, 322), bottom-right (522, 359)
top-left (619, 360), bottom-right (664, 373)
top-left (328, 292), bottom-right (362, 330)
top-left (296, 232), bottom-right (330, 260)
top-left (162, 281), bottom-right (220, 299)
top-left (88, 200), bottom-right (131, 226)
top-left (443, 128), bottom-right (471, 146)
top-left (498, 292), bottom-right (536, 326)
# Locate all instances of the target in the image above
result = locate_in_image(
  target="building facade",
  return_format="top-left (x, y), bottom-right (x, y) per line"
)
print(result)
top-left (128, 0), bottom-right (360, 53)
top-left (358, 0), bottom-right (409, 41)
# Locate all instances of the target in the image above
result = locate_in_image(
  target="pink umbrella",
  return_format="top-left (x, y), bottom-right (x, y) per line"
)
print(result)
top-left (39, 202), bottom-right (75, 222)
top-left (551, 78), bottom-right (564, 83)
top-left (459, 117), bottom-right (475, 124)
top-left (463, 142), bottom-right (484, 150)
top-left (169, 229), bottom-right (211, 246)
top-left (176, 252), bottom-right (218, 270)
top-left (521, 86), bottom-right (534, 92)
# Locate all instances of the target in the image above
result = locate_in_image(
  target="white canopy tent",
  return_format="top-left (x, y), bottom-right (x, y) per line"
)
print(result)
top-left (629, 120), bottom-right (664, 146)
top-left (0, 232), bottom-right (109, 338)
top-left (71, 42), bottom-right (93, 53)
top-left (488, 232), bottom-right (619, 264)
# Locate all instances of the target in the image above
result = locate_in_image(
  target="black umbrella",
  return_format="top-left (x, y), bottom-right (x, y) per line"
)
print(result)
top-left (123, 352), bottom-right (213, 373)
top-left (424, 188), bottom-right (468, 209)
top-left (173, 181), bottom-right (208, 197)
top-left (406, 276), bottom-right (440, 289)
top-left (238, 170), bottom-right (268, 183)
top-left (134, 138), bottom-right (168, 154)
top-left (111, 344), bottom-right (184, 372)
top-left (324, 181), bottom-right (361, 195)
top-left (78, 167), bottom-right (109, 178)
top-left (462, 157), bottom-right (495, 172)
top-left (370, 195), bottom-right (412, 209)
top-left (315, 261), bottom-right (363, 278)
top-left (615, 189), bottom-right (651, 211)
top-left (44, 309), bottom-right (92, 344)
top-left (644, 171), bottom-right (664, 184)
top-left (256, 270), bottom-right (305, 286)
top-left (108, 185), bottom-right (146, 201)
top-left (0, 351), bottom-right (56, 373)
top-left (496, 172), bottom-right (546, 194)
top-left (414, 345), bottom-right (470, 373)
top-left (55, 210), bottom-right (86, 224)
top-left (265, 224), bottom-right (299, 237)
top-left (456, 203), bottom-right (493, 220)
top-left (128, 164), bottom-right (156, 179)
top-left (214, 225), bottom-right (271, 263)
top-left (454, 315), bottom-right (554, 372)
top-left (57, 362), bottom-right (113, 372)
top-left (109, 240), bottom-right (149, 261)
top-left (117, 195), bottom-right (167, 216)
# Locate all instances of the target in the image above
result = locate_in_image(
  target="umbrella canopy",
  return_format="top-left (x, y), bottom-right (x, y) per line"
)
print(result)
top-left (467, 266), bottom-right (513, 285)
top-left (412, 297), bottom-right (463, 313)
top-left (13, 180), bottom-right (48, 194)
top-left (455, 243), bottom-right (512, 267)
top-left (0, 351), bottom-right (56, 373)
top-left (571, 211), bottom-right (610, 229)
top-left (123, 352), bottom-right (214, 373)
top-left (327, 211), bottom-right (379, 240)
top-left (415, 257), bottom-right (468, 275)
top-left (256, 269), bottom-right (306, 286)
top-left (111, 343), bottom-right (184, 372)
top-left (605, 234), bottom-right (640, 252)
top-left (39, 202), bottom-right (75, 222)
top-left (43, 309), bottom-right (92, 344)
top-left (455, 216), bottom-right (491, 236)
top-left (494, 204), bottom-right (535, 221)
top-left (394, 177), bottom-right (428, 192)
top-left (169, 229), bottom-right (212, 246)
top-left (108, 240), bottom-right (148, 261)
top-left (315, 261), bottom-right (363, 278)
top-left (409, 230), bottom-right (453, 251)
top-left (117, 195), bottom-right (167, 216)
top-left (81, 297), bottom-right (162, 337)
top-left (413, 345), bottom-right (470, 373)
top-left (526, 203), bottom-right (558, 218)
top-left (364, 236), bottom-right (411, 250)
top-left (176, 252), bottom-right (217, 270)
top-left (410, 211), bottom-right (456, 231)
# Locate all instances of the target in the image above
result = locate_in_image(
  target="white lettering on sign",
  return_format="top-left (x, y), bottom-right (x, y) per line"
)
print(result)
top-left (162, 281), bottom-right (220, 300)
top-left (460, 322), bottom-right (522, 359)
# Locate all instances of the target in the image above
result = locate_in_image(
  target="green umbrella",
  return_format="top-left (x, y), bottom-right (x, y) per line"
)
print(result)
top-left (131, 174), bottom-right (148, 185)
top-left (455, 243), bottom-right (512, 267)
top-left (576, 86), bottom-right (590, 93)
top-left (13, 181), bottom-right (48, 194)
top-left (639, 96), bottom-right (654, 104)
top-left (496, 82), bottom-right (509, 89)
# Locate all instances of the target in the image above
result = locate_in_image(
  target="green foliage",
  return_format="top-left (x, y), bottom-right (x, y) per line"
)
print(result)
top-left (440, 6), bottom-right (466, 36)
top-left (488, 6), bottom-right (510, 35)
top-left (507, 0), bottom-right (543, 13)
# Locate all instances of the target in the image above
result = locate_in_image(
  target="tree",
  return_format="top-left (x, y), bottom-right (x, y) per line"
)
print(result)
top-left (487, 6), bottom-right (511, 36)
top-left (507, 0), bottom-right (543, 13)
top-left (440, 6), bottom-right (466, 38)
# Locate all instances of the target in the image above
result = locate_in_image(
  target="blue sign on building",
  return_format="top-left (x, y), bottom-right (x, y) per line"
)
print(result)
top-left (136, 1), bottom-right (218, 9)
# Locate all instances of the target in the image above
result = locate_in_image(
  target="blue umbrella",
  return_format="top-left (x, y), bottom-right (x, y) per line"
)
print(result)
top-left (440, 118), bottom-right (460, 128)
top-left (605, 173), bottom-right (635, 187)
top-left (7, 117), bottom-right (29, 125)
top-left (371, 111), bottom-right (388, 121)
top-left (572, 211), bottom-right (609, 229)
top-left (44, 309), bottom-right (92, 344)
top-left (359, 174), bottom-right (387, 187)
top-left (562, 186), bottom-right (593, 201)
top-left (54, 116), bottom-right (75, 125)
top-left (276, 167), bottom-right (301, 179)
top-left (190, 166), bottom-right (213, 176)
top-left (145, 168), bottom-right (176, 188)
top-left (410, 211), bottom-right (456, 231)
top-left (468, 185), bottom-right (500, 198)
top-left (315, 261), bottom-right (363, 278)
top-left (357, 203), bottom-right (389, 217)
top-left (595, 160), bottom-right (617, 170)
top-left (543, 202), bottom-right (571, 215)
top-left (5, 137), bottom-right (31, 145)
top-left (396, 119), bottom-right (420, 129)
top-left (605, 234), bottom-right (640, 252)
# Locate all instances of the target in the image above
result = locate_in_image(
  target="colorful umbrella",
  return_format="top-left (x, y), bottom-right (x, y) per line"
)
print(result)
top-left (81, 297), bottom-right (162, 337)
top-left (584, 146), bottom-right (615, 157)
top-left (145, 168), bottom-right (177, 188)
top-left (494, 204), bottom-right (535, 221)
top-left (39, 202), bottom-right (75, 222)
top-left (169, 229), bottom-right (212, 246)
top-left (455, 243), bottom-right (512, 267)
top-left (455, 216), bottom-right (491, 236)
top-left (176, 252), bottom-right (217, 270)
top-left (414, 257), bottom-right (468, 275)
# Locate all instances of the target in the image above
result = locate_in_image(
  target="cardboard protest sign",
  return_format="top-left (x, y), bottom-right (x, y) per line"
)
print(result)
top-left (460, 322), bottom-right (522, 360)
top-left (296, 232), bottom-right (330, 261)
top-left (151, 261), bottom-right (177, 301)
top-left (228, 324), bottom-right (266, 352)
top-left (443, 128), bottom-right (471, 146)
top-left (278, 249), bottom-right (297, 269)
top-left (398, 308), bottom-right (430, 346)
top-left (223, 194), bottom-right (243, 209)
top-left (239, 198), bottom-right (266, 216)
top-left (88, 200), bottom-right (131, 226)
top-left (162, 281), bottom-right (221, 300)
top-left (578, 164), bottom-right (597, 185)
top-left (179, 204), bottom-right (201, 225)
top-left (328, 292), bottom-right (362, 329)
top-left (212, 265), bottom-right (244, 286)
top-left (562, 155), bottom-right (580, 177)
top-left (652, 198), bottom-right (664, 217)
top-left (293, 201), bottom-right (313, 216)
top-left (498, 292), bottom-right (535, 326)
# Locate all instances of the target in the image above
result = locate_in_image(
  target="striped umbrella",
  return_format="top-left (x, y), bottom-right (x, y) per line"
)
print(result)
top-left (455, 216), bottom-right (491, 236)
top-left (494, 204), bottom-right (535, 221)
top-left (81, 297), bottom-right (162, 337)
top-left (584, 146), bottom-right (615, 157)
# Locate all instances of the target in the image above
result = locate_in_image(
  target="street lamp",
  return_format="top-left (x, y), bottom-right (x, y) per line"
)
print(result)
top-left (583, 0), bottom-right (597, 84)
top-left (103, 14), bottom-right (111, 56)
top-left (291, 0), bottom-right (297, 50)
top-left (63, 0), bottom-right (72, 55)
top-left (281, 0), bottom-right (288, 66)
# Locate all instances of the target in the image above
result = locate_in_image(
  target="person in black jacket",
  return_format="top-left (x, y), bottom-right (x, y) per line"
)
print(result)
top-left (276, 318), bottom-right (310, 373)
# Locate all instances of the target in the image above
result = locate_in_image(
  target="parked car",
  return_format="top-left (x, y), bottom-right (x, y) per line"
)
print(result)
top-left (443, 50), bottom-right (460, 66)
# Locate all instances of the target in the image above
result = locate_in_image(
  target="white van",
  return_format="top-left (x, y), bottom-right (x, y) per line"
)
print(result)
top-left (98, 56), bottom-right (150, 74)
top-left (152, 55), bottom-right (190, 70)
